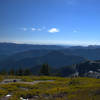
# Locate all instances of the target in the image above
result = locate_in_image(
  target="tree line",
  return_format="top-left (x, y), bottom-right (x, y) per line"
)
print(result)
top-left (0, 64), bottom-right (50, 76)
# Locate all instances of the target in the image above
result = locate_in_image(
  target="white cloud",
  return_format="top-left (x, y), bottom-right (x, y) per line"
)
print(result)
top-left (48, 28), bottom-right (59, 33)
top-left (37, 26), bottom-right (46, 31)
top-left (31, 28), bottom-right (36, 31)
top-left (31, 26), bottom-right (46, 32)
top-left (31, 28), bottom-right (43, 31)
top-left (19, 24), bottom-right (46, 32)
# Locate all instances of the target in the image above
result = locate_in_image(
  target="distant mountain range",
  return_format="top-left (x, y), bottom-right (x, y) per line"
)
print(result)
top-left (0, 51), bottom-right (85, 70)
top-left (0, 42), bottom-right (64, 55)
top-left (0, 43), bottom-right (64, 61)
top-left (61, 48), bottom-right (100, 60)
top-left (1, 42), bottom-right (100, 71)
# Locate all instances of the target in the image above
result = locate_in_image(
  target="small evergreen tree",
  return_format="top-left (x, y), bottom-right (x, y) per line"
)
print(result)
top-left (18, 68), bottom-right (24, 76)
top-left (9, 69), bottom-right (15, 75)
top-left (15, 70), bottom-right (19, 75)
top-left (0, 69), bottom-right (7, 75)
top-left (40, 64), bottom-right (50, 75)
top-left (24, 68), bottom-right (32, 76)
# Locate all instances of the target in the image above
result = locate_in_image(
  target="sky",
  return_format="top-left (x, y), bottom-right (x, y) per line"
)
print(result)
top-left (1, 0), bottom-right (100, 45)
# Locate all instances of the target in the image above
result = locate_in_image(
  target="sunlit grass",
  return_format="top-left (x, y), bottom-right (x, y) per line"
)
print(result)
top-left (0, 75), bottom-right (100, 100)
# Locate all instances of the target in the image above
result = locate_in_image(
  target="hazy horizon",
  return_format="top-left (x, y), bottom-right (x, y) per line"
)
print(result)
top-left (1, 41), bottom-right (100, 47)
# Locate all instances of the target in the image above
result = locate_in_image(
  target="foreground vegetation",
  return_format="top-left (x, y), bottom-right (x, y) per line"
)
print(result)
top-left (0, 75), bottom-right (100, 100)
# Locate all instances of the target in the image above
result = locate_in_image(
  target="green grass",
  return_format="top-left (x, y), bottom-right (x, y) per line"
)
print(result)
top-left (0, 75), bottom-right (100, 100)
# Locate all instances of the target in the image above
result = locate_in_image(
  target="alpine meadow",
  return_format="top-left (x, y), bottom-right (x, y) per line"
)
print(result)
top-left (0, 0), bottom-right (100, 100)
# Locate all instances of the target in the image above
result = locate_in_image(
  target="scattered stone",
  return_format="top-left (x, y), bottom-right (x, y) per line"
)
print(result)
top-left (20, 97), bottom-right (28, 100)
top-left (5, 94), bottom-right (12, 97)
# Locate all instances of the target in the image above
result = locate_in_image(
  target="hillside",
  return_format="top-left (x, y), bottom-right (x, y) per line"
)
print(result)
top-left (1, 43), bottom-right (100, 61)
top-left (62, 48), bottom-right (100, 60)
top-left (0, 51), bottom-right (85, 70)
top-left (76, 60), bottom-right (100, 76)
top-left (0, 43), bottom-right (64, 61)
top-left (5, 49), bottom-right (51, 61)
top-left (1, 43), bottom-right (100, 74)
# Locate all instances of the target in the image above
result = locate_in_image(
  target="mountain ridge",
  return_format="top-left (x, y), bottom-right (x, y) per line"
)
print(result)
top-left (0, 51), bottom-right (85, 70)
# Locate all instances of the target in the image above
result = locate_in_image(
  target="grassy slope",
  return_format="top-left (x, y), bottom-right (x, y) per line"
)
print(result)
top-left (0, 75), bottom-right (100, 100)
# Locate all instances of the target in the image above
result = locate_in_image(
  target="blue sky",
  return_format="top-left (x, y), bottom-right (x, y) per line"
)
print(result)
top-left (1, 0), bottom-right (100, 45)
